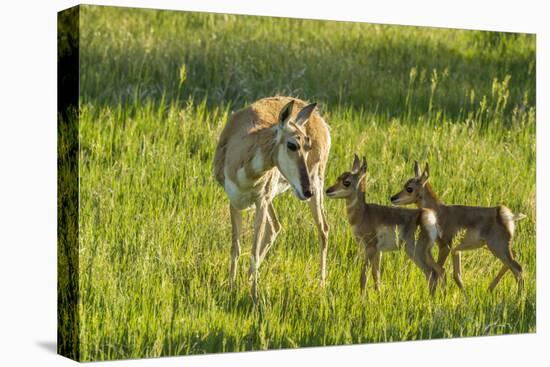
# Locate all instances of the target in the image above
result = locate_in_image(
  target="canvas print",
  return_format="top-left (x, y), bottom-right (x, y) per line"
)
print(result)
top-left (58, 4), bottom-right (536, 362)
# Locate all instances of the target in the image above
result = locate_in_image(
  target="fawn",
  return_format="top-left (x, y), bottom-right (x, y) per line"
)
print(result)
top-left (390, 161), bottom-right (526, 294)
top-left (326, 155), bottom-right (441, 294)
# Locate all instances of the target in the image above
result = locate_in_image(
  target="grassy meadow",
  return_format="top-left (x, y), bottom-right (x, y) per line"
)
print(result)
top-left (71, 5), bottom-right (536, 361)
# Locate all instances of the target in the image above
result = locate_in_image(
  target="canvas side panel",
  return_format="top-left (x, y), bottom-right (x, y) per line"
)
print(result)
top-left (57, 5), bottom-right (80, 362)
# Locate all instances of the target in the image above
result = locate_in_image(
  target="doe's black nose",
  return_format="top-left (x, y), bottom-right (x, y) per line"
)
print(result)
top-left (304, 189), bottom-right (313, 198)
top-left (390, 195), bottom-right (397, 201)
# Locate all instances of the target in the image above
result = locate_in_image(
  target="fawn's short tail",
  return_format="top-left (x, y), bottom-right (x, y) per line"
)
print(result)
top-left (497, 206), bottom-right (527, 237)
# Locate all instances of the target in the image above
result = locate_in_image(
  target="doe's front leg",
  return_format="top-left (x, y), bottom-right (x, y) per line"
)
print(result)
top-left (249, 198), bottom-right (269, 300)
top-left (308, 179), bottom-right (330, 286)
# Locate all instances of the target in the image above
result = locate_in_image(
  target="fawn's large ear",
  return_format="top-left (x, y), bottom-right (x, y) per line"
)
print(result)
top-left (295, 102), bottom-right (317, 126)
top-left (351, 154), bottom-right (361, 173)
top-left (278, 100), bottom-right (294, 129)
top-left (420, 162), bottom-right (430, 186)
top-left (414, 160), bottom-right (421, 178)
top-left (360, 157), bottom-right (368, 174)
top-left (356, 157), bottom-right (368, 188)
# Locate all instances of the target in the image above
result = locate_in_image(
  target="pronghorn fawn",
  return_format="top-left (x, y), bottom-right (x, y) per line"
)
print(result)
top-left (325, 155), bottom-right (441, 295)
top-left (390, 161), bottom-right (526, 295)
top-left (214, 96), bottom-right (331, 298)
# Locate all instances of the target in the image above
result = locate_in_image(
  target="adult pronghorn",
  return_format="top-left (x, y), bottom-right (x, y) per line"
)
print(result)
top-left (214, 96), bottom-right (331, 298)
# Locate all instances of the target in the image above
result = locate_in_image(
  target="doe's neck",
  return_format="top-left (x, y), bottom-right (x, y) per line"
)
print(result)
top-left (256, 127), bottom-right (279, 174)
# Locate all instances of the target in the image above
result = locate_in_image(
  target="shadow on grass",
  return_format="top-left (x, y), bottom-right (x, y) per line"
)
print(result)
top-left (79, 5), bottom-right (535, 121)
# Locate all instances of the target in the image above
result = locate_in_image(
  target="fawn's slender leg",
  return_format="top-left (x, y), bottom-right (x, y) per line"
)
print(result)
top-left (452, 230), bottom-right (483, 290)
top-left (229, 204), bottom-right (242, 286)
top-left (361, 246), bottom-right (376, 294)
top-left (370, 249), bottom-right (381, 291)
top-left (403, 230), bottom-right (432, 280)
top-left (415, 229), bottom-right (443, 295)
top-left (308, 176), bottom-right (329, 286)
top-left (488, 249), bottom-right (517, 292)
top-left (436, 241), bottom-right (451, 287)
top-left (487, 238), bottom-right (523, 295)
top-left (488, 265), bottom-right (509, 292)
top-left (452, 252), bottom-right (463, 290)
top-left (250, 199), bottom-right (269, 300)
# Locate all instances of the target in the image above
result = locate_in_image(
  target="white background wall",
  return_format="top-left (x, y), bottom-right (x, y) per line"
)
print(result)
top-left (0, 0), bottom-right (547, 365)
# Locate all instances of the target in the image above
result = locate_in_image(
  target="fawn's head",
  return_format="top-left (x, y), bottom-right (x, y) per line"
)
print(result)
top-left (274, 100), bottom-right (316, 200)
top-left (390, 161), bottom-right (430, 205)
top-left (325, 154), bottom-right (367, 199)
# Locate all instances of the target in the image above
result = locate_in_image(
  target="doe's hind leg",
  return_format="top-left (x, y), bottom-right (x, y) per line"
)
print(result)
top-left (229, 204), bottom-right (243, 286)
top-left (259, 203), bottom-right (281, 263)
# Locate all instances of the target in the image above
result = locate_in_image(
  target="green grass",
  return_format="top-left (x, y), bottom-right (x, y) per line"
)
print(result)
top-left (68, 5), bottom-right (536, 361)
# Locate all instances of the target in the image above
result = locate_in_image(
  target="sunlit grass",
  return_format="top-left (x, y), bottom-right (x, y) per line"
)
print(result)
top-left (76, 100), bottom-right (535, 361)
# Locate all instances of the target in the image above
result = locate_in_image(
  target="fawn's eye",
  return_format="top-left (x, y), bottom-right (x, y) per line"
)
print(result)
top-left (287, 142), bottom-right (298, 151)
top-left (343, 181), bottom-right (351, 187)
top-left (406, 187), bottom-right (413, 193)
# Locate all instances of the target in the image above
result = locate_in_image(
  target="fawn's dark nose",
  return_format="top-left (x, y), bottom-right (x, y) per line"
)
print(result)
top-left (304, 189), bottom-right (313, 199)
top-left (390, 195), bottom-right (397, 202)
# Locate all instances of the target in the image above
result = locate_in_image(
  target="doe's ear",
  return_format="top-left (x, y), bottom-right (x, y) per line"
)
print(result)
top-left (278, 100), bottom-right (295, 128)
top-left (420, 162), bottom-right (430, 186)
top-left (352, 154), bottom-right (361, 173)
top-left (414, 160), bottom-right (421, 177)
top-left (295, 102), bottom-right (317, 126)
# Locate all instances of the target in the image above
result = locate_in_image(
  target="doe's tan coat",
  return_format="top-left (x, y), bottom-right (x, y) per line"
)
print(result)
top-left (214, 96), bottom-right (331, 297)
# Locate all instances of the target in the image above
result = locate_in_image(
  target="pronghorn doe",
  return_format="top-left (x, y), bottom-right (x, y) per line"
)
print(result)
top-left (390, 161), bottom-right (526, 294)
top-left (325, 155), bottom-right (441, 294)
top-left (214, 96), bottom-right (331, 298)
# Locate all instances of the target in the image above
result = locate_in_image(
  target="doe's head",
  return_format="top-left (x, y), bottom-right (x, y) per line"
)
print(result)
top-left (275, 100), bottom-right (316, 200)
top-left (390, 160), bottom-right (430, 205)
top-left (325, 154), bottom-right (367, 199)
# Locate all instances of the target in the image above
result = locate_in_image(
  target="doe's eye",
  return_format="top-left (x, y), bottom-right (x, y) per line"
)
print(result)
top-left (287, 142), bottom-right (298, 151)
top-left (406, 187), bottom-right (413, 193)
top-left (304, 137), bottom-right (312, 150)
top-left (343, 181), bottom-right (351, 187)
